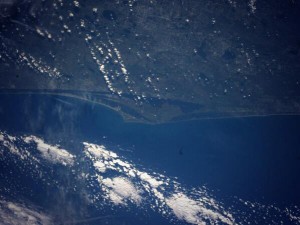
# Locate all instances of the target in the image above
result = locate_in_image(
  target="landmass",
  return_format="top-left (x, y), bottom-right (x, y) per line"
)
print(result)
top-left (1, 0), bottom-right (300, 123)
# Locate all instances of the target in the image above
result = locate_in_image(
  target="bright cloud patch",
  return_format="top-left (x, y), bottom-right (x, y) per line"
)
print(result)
top-left (166, 193), bottom-right (234, 225)
top-left (138, 172), bottom-right (163, 188)
top-left (83, 142), bottom-right (235, 225)
top-left (0, 198), bottom-right (52, 225)
top-left (0, 132), bottom-right (22, 157)
top-left (101, 176), bottom-right (142, 205)
top-left (1, 132), bottom-right (299, 225)
top-left (23, 136), bottom-right (75, 166)
top-left (0, 131), bottom-right (74, 166)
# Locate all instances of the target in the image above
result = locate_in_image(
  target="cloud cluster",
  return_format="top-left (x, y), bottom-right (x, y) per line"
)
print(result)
top-left (84, 142), bottom-right (234, 225)
top-left (166, 193), bottom-right (233, 225)
top-left (0, 131), bottom-right (75, 166)
top-left (2, 131), bottom-right (299, 225)
top-left (23, 135), bottom-right (75, 166)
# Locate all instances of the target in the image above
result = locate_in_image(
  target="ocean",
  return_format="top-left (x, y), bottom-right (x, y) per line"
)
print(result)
top-left (0, 93), bottom-right (299, 224)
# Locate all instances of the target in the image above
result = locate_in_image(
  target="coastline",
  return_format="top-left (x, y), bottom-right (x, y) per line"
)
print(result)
top-left (0, 89), bottom-right (300, 125)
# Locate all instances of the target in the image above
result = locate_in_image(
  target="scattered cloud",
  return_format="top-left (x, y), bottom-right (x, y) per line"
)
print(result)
top-left (83, 142), bottom-right (235, 224)
top-left (0, 198), bottom-right (52, 225)
top-left (166, 193), bottom-right (234, 225)
top-left (1, 131), bottom-right (299, 225)
top-left (23, 135), bottom-right (75, 166)
top-left (1, 131), bottom-right (75, 166)
top-left (0, 133), bottom-right (20, 157)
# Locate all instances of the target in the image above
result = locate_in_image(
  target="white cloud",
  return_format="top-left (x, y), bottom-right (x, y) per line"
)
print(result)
top-left (94, 161), bottom-right (106, 173)
top-left (83, 142), bottom-right (234, 225)
top-left (84, 142), bottom-right (118, 159)
top-left (24, 136), bottom-right (75, 166)
top-left (249, 0), bottom-right (257, 13)
top-left (102, 177), bottom-right (142, 205)
top-left (138, 172), bottom-right (163, 188)
top-left (166, 193), bottom-right (234, 225)
top-left (0, 132), bottom-right (23, 157)
top-left (1, 131), bottom-right (74, 166)
top-left (0, 199), bottom-right (52, 225)
top-left (1, 133), bottom-right (297, 225)
top-left (112, 159), bottom-right (131, 168)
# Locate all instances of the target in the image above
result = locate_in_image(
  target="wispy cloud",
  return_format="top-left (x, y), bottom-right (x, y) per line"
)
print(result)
top-left (0, 198), bottom-right (52, 225)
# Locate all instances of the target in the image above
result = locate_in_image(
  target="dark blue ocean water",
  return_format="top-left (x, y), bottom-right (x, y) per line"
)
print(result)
top-left (0, 93), bottom-right (300, 224)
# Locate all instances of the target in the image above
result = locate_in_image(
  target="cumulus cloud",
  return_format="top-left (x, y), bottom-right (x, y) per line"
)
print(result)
top-left (83, 142), bottom-right (235, 225)
top-left (138, 172), bottom-right (163, 188)
top-left (84, 142), bottom-right (118, 159)
top-left (0, 132), bottom-right (22, 157)
top-left (0, 131), bottom-right (75, 166)
top-left (1, 134), bottom-right (297, 225)
top-left (23, 135), bottom-right (75, 166)
top-left (101, 177), bottom-right (142, 205)
top-left (166, 193), bottom-right (234, 225)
